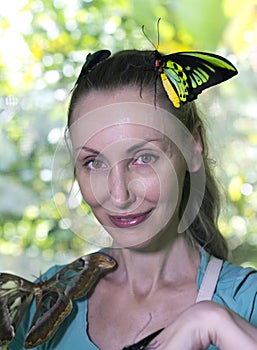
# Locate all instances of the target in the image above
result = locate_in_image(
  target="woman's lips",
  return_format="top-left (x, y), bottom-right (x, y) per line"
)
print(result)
top-left (109, 210), bottom-right (153, 228)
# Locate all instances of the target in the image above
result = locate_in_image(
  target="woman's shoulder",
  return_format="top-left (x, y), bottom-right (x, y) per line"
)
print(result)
top-left (198, 248), bottom-right (257, 326)
top-left (215, 257), bottom-right (257, 326)
top-left (219, 259), bottom-right (257, 286)
top-left (198, 248), bottom-right (257, 292)
top-left (217, 257), bottom-right (257, 295)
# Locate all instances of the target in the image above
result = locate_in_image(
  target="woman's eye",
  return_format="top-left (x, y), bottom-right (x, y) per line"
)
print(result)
top-left (85, 159), bottom-right (106, 170)
top-left (134, 154), bottom-right (157, 165)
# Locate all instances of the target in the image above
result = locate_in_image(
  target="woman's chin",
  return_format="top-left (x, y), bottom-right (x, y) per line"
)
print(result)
top-left (110, 232), bottom-right (164, 251)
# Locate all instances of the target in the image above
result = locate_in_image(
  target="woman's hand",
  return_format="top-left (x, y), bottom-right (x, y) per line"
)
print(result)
top-left (149, 301), bottom-right (257, 350)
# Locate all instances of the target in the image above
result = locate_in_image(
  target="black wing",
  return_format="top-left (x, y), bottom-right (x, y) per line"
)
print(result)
top-left (122, 328), bottom-right (164, 350)
top-left (74, 49), bottom-right (111, 87)
top-left (158, 51), bottom-right (238, 105)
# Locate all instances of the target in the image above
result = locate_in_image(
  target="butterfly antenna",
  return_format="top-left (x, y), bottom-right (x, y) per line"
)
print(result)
top-left (31, 273), bottom-right (42, 282)
top-left (142, 24), bottom-right (156, 49)
top-left (156, 17), bottom-right (161, 49)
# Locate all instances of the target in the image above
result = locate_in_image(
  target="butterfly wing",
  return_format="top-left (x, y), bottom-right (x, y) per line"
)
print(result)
top-left (74, 49), bottom-right (111, 87)
top-left (25, 252), bottom-right (116, 347)
top-left (0, 296), bottom-right (15, 345)
top-left (157, 51), bottom-right (238, 107)
top-left (25, 289), bottom-right (72, 348)
top-left (0, 253), bottom-right (116, 348)
top-left (52, 252), bottom-right (117, 299)
top-left (0, 273), bottom-right (34, 346)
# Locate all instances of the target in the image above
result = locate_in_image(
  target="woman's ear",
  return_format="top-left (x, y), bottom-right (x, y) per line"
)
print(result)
top-left (188, 123), bottom-right (204, 173)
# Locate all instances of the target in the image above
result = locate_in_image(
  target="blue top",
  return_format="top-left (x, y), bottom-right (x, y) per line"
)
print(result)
top-left (9, 250), bottom-right (257, 350)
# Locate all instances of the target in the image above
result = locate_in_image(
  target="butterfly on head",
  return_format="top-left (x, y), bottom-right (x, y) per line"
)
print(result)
top-left (143, 18), bottom-right (238, 108)
top-left (72, 47), bottom-right (237, 109)
top-left (73, 49), bottom-right (111, 88)
top-left (153, 49), bottom-right (238, 108)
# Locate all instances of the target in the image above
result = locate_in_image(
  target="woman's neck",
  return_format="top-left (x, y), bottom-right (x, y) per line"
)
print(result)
top-left (106, 235), bottom-right (200, 299)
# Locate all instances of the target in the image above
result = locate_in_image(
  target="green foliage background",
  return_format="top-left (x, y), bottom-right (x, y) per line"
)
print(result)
top-left (0, 0), bottom-right (257, 276)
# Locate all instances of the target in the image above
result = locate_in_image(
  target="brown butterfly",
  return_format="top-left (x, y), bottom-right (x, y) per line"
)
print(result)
top-left (0, 252), bottom-right (116, 348)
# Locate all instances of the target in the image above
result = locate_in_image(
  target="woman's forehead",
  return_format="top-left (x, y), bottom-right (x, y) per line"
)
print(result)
top-left (79, 127), bottom-right (169, 156)
top-left (70, 102), bottom-right (173, 145)
top-left (70, 89), bottom-right (176, 139)
top-left (69, 102), bottom-right (196, 165)
top-left (86, 123), bottom-right (165, 141)
top-left (72, 88), bottom-right (156, 117)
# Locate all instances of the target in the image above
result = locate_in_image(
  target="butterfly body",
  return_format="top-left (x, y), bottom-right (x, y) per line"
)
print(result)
top-left (0, 252), bottom-right (116, 348)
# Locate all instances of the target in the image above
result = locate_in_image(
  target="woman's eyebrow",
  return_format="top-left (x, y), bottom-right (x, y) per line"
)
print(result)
top-left (75, 146), bottom-right (99, 154)
top-left (126, 139), bottom-right (162, 154)
top-left (75, 138), bottom-right (163, 154)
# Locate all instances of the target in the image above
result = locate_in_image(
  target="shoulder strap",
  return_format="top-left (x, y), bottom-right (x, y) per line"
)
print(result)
top-left (196, 256), bottom-right (223, 303)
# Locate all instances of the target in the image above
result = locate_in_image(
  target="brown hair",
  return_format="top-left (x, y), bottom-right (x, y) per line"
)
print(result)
top-left (67, 49), bottom-right (228, 260)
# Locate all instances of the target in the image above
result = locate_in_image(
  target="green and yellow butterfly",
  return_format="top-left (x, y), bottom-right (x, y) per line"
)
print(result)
top-left (153, 50), bottom-right (238, 108)
top-left (73, 48), bottom-right (238, 108)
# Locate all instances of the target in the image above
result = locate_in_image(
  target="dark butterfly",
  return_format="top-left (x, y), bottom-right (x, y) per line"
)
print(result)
top-left (122, 328), bottom-right (164, 350)
top-left (0, 252), bottom-right (116, 348)
top-left (153, 50), bottom-right (238, 108)
top-left (141, 19), bottom-right (238, 108)
top-left (73, 49), bottom-right (111, 88)
top-left (72, 19), bottom-right (238, 108)
top-left (73, 47), bottom-right (237, 109)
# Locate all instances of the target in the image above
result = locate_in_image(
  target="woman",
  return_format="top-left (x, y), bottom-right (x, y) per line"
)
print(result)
top-left (9, 49), bottom-right (257, 350)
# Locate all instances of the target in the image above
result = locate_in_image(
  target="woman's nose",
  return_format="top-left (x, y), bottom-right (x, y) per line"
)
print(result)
top-left (108, 163), bottom-right (134, 208)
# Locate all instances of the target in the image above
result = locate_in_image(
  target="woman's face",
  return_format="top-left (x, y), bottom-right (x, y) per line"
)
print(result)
top-left (70, 88), bottom-right (202, 248)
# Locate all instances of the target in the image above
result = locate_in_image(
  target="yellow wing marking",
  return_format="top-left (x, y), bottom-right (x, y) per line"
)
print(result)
top-left (160, 73), bottom-right (181, 108)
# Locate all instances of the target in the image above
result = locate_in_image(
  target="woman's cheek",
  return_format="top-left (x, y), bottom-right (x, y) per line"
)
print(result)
top-left (76, 171), bottom-right (108, 208)
top-left (142, 176), bottom-right (161, 202)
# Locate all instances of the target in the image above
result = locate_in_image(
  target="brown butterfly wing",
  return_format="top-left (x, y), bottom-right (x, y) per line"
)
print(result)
top-left (0, 252), bottom-right (117, 347)
top-left (64, 252), bottom-right (117, 299)
top-left (25, 289), bottom-right (72, 348)
top-left (0, 273), bottom-right (34, 346)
